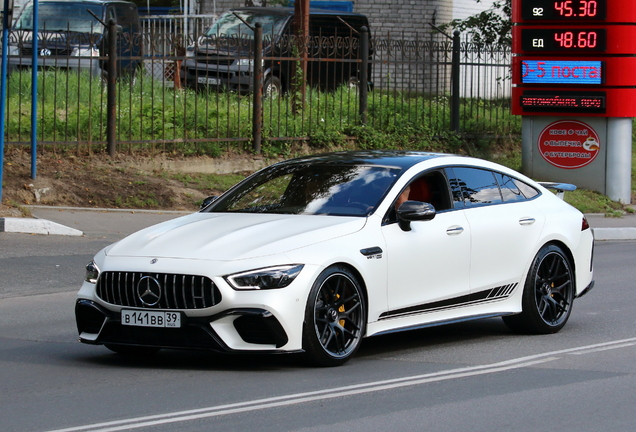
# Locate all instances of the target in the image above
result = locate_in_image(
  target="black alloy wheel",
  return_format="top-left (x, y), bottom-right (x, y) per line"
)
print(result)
top-left (503, 244), bottom-right (575, 334)
top-left (303, 266), bottom-right (366, 367)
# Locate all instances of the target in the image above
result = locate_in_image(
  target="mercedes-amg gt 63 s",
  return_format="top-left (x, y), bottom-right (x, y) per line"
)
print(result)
top-left (75, 151), bottom-right (595, 366)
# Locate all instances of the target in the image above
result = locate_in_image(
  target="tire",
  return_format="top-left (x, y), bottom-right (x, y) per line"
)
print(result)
top-left (347, 76), bottom-right (360, 89)
top-left (302, 266), bottom-right (366, 367)
top-left (264, 75), bottom-right (281, 98)
top-left (105, 344), bottom-right (161, 356)
top-left (503, 244), bottom-right (575, 334)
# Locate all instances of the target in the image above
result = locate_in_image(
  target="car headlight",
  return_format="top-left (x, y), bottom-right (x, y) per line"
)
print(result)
top-left (8, 45), bottom-right (20, 56)
top-left (225, 265), bottom-right (304, 290)
top-left (235, 58), bottom-right (254, 66)
top-left (85, 261), bottom-right (100, 284)
top-left (71, 46), bottom-right (100, 57)
top-left (186, 46), bottom-right (195, 57)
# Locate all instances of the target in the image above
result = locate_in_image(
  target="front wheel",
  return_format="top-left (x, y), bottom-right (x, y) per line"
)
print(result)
top-left (263, 75), bottom-right (281, 98)
top-left (503, 244), bottom-right (575, 334)
top-left (302, 266), bottom-right (366, 367)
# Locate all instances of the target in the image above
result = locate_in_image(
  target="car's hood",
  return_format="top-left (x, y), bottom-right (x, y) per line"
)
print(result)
top-left (105, 212), bottom-right (367, 261)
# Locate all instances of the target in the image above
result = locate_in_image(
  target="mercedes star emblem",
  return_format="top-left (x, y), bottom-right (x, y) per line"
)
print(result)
top-left (137, 276), bottom-right (162, 307)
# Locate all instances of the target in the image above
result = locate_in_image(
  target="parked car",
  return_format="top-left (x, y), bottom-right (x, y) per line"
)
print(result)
top-left (181, 7), bottom-right (372, 95)
top-left (75, 151), bottom-right (595, 366)
top-left (7, 0), bottom-right (143, 78)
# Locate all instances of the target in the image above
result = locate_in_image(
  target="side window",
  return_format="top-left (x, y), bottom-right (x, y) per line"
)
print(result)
top-left (513, 178), bottom-right (540, 199)
top-left (383, 169), bottom-right (452, 224)
top-left (445, 167), bottom-right (465, 209)
top-left (452, 167), bottom-right (503, 207)
top-left (495, 173), bottom-right (526, 202)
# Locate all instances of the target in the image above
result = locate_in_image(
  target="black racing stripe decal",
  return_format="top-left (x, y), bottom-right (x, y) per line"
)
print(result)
top-left (379, 283), bottom-right (518, 320)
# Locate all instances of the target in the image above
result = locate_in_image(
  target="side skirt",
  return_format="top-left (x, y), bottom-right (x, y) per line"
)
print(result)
top-left (371, 313), bottom-right (511, 337)
top-left (379, 283), bottom-right (518, 320)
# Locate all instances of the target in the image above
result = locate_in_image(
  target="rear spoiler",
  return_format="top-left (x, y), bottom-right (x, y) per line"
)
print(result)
top-left (538, 182), bottom-right (576, 200)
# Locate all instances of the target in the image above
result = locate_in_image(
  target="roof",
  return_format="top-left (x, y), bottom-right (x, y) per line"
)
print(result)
top-left (275, 151), bottom-right (452, 171)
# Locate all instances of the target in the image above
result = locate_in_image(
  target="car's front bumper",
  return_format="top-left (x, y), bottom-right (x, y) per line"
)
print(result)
top-left (181, 59), bottom-right (255, 93)
top-left (74, 257), bottom-right (321, 354)
top-left (8, 55), bottom-right (103, 76)
top-left (75, 299), bottom-right (293, 353)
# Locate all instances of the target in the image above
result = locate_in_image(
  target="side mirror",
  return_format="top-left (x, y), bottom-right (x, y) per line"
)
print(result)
top-left (200, 195), bottom-right (218, 210)
top-left (397, 201), bottom-right (436, 231)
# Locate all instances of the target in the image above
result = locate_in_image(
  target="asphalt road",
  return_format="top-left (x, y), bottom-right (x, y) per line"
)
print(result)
top-left (1, 212), bottom-right (635, 432)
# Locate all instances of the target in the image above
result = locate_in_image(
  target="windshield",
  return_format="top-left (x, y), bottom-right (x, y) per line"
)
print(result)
top-left (204, 11), bottom-right (288, 39)
top-left (207, 164), bottom-right (400, 217)
top-left (15, 3), bottom-right (104, 33)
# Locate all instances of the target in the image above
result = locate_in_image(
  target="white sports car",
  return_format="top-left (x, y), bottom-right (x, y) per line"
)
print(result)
top-left (75, 151), bottom-right (595, 366)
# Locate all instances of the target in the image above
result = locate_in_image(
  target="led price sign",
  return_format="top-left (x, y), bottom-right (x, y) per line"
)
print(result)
top-left (521, 28), bottom-right (605, 52)
top-left (521, 60), bottom-right (602, 84)
top-left (522, 0), bottom-right (606, 21)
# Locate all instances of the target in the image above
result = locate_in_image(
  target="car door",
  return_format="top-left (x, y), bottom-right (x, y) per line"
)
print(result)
top-left (449, 167), bottom-right (546, 296)
top-left (380, 170), bottom-right (472, 318)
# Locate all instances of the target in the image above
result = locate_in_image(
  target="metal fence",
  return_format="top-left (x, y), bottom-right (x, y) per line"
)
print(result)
top-left (2, 19), bottom-right (517, 155)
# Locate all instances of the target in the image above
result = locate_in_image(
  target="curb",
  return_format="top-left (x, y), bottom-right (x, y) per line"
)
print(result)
top-left (24, 205), bottom-right (193, 215)
top-left (0, 217), bottom-right (84, 236)
top-left (592, 227), bottom-right (636, 241)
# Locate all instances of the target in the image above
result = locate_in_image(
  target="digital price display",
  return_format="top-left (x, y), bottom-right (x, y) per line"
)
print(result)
top-left (522, 0), bottom-right (606, 21)
top-left (519, 91), bottom-right (606, 113)
top-left (522, 60), bottom-right (603, 85)
top-left (521, 28), bottom-right (606, 52)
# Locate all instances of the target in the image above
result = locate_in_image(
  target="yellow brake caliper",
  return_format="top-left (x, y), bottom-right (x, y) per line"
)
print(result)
top-left (337, 293), bottom-right (345, 327)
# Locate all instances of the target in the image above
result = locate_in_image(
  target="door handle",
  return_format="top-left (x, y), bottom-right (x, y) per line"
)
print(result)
top-left (446, 226), bottom-right (464, 235)
top-left (519, 217), bottom-right (536, 225)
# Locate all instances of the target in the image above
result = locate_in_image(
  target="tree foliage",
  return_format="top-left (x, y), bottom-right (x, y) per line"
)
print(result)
top-left (441, 0), bottom-right (512, 45)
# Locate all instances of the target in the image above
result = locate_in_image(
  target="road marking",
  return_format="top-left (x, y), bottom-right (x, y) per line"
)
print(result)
top-left (47, 337), bottom-right (636, 432)
top-left (568, 342), bottom-right (636, 355)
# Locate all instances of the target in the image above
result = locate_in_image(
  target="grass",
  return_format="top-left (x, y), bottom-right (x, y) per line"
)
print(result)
top-left (4, 70), bottom-right (633, 214)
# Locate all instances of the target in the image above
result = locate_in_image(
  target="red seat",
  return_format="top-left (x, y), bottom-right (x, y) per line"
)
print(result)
top-left (408, 178), bottom-right (433, 202)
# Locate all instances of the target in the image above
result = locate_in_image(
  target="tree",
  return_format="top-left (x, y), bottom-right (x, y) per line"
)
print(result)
top-left (441, 0), bottom-right (512, 45)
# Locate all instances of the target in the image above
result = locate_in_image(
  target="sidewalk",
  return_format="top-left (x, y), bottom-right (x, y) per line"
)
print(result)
top-left (1, 205), bottom-right (636, 240)
top-left (1, 206), bottom-right (192, 241)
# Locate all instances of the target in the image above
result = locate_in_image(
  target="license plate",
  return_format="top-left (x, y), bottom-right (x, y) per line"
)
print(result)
top-left (197, 76), bottom-right (219, 85)
top-left (121, 310), bottom-right (181, 328)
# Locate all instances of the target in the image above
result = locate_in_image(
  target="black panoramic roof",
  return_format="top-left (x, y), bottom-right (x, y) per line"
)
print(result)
top-left (276, 151), bottom-right (453, 171)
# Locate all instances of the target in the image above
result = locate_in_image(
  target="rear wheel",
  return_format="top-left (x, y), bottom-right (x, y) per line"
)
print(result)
top-left (302, 266), bottom-right (366, 367)
top-left (503, 244), bottom-right (574, 334)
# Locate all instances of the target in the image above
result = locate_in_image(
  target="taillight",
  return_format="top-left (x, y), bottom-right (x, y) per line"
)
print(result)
top-left (582, 216), bottom-right (590, 231)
